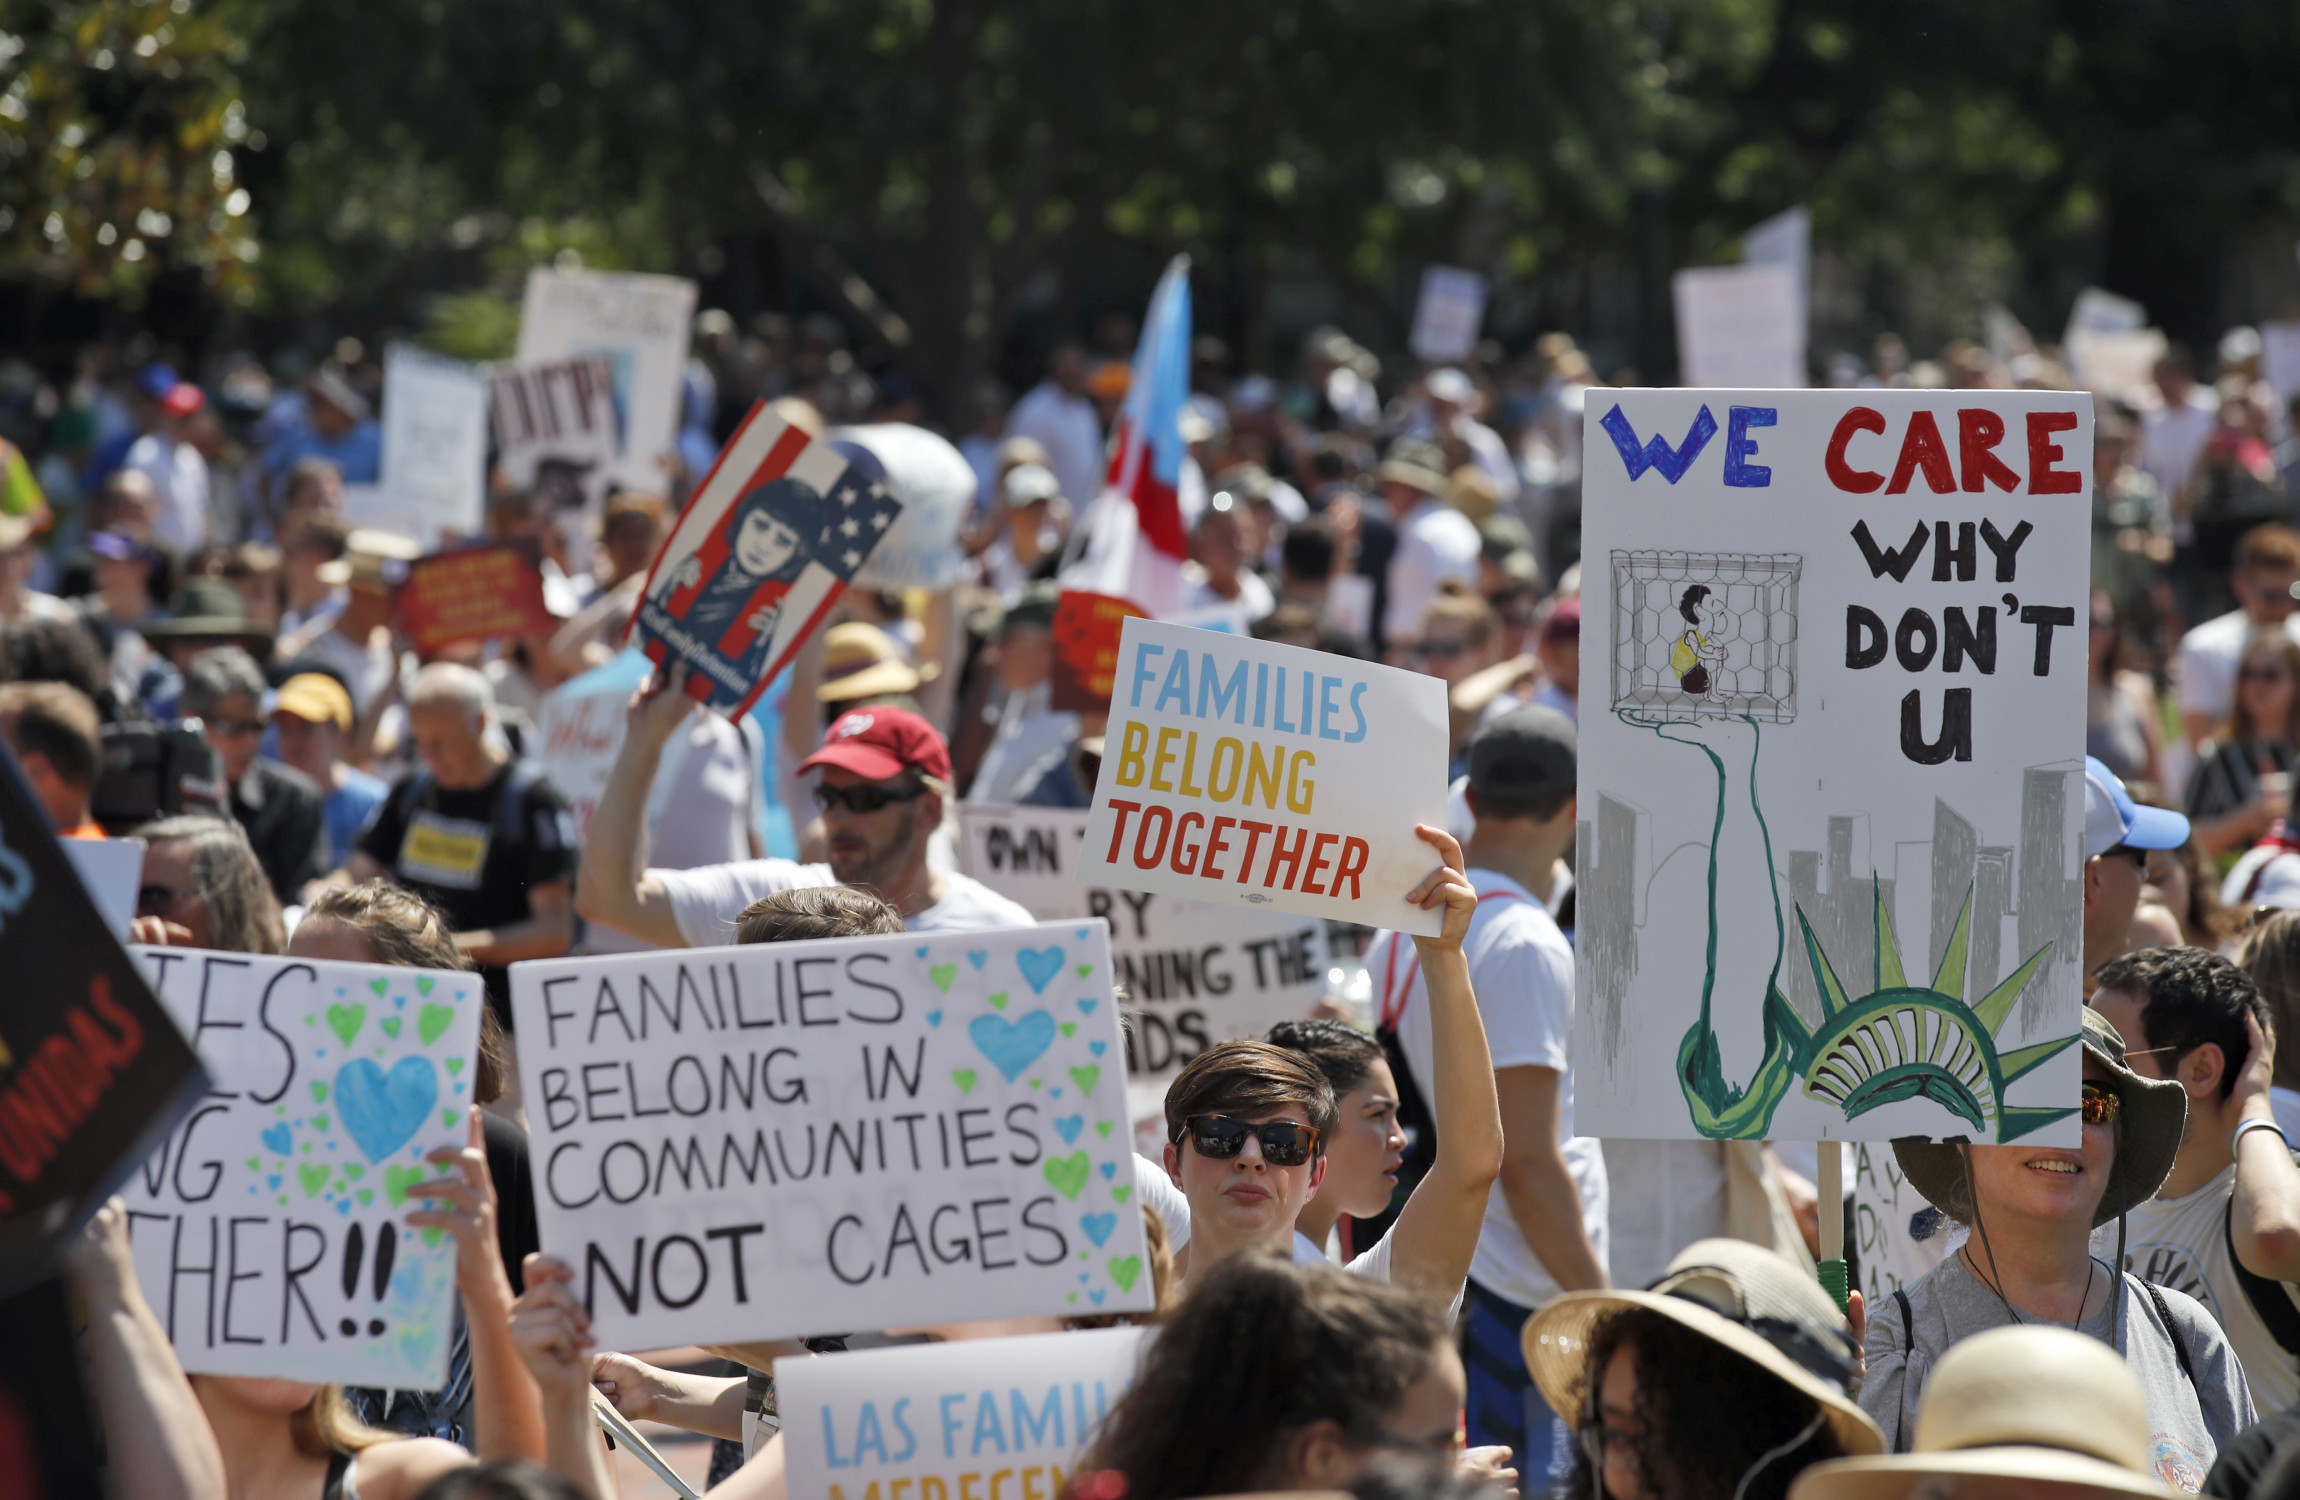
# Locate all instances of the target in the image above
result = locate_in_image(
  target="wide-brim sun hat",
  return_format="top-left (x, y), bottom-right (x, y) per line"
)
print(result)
top-left (817, 621), bottom-right (937, 704)
top-left (1786, 1325), bottom-right (2178, 1499)
top-left (1892, 1006), bottom-right (2185, 1230)
top-left (1523, 1238), bottom-right (1883, 1460)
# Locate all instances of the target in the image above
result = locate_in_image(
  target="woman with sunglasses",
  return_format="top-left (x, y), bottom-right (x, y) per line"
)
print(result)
top-left (2187, 632), bottom-right (2300, 860)
top-left (130, 812), bottom-right (287, 952)
top-left (1862, 1009), bottom-right (2252, 1484)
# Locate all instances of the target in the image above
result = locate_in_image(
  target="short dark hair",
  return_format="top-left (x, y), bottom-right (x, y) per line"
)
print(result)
top-left (1162, 1040), bottom-right (1337, 1147)
top-left (0, 681), bottom-right (101, 790)
top-left (2093, 946), bottom-right (2271, 1102)
top-left (0, 617), bottom-right (110, 703)
top-left (734, 886), bottom-right (904, 944)
top-left (1280, 518), bottom-right (1337, 581)
top-left (1266, 1018), bottom-right (1386, 1098)
top-left (181, 645), bottom-right (268, 717)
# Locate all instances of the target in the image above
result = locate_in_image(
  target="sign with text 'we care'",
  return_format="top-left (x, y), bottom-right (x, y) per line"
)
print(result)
top-left (121, 947), bottom-right (483, 1387)
top-left (509, 922), bottom-right (1152, 1351)
top-left (1083, 618), bottom-right (1448, 937)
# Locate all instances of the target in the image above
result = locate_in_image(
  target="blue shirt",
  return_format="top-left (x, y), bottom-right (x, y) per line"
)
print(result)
top-left (265, 420), bottom-right (383, 488)
top-left (324, 766), bottom-right (390, 868)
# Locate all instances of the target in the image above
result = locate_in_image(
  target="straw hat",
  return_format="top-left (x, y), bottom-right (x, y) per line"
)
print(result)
top-left (1373, 439), bottom-right (1448, 496)
top-left (1786, 1326), bottom-right (2179, 1499)
top-left (1892, 1007), bottom-right (2185, 1230)
top-left (816, 622), bottom-right (937, 704)
top-left (1523, 1238), bottom-right (1883, 1460)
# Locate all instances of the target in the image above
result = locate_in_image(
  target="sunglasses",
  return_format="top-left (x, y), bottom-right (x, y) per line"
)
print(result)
top-left (812, 780), bottom-right (929, 814)
top-left (1179, 1113), bottom-right (1322, 1167)
top-left (2081, 1082), bottom-right (2121, 1126)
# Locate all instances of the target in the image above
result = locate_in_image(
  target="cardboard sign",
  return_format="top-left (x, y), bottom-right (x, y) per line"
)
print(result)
top-left (119, 946), bottom-right (483, 1385)
top-left (1851, 1141), bottom-right (1959, 1310)
top-left (395, 543), bottom-right (556, 653)
top-left (517, 267), bottom-right (697, 494)
top-left (958, 804), bottom-right (1328, 1097)
top-left (0, 764), bottom-right (204, 1299)
top-left (630, 400), bottom-right (903, 720)
top-left (508, 921), bottom-right (1153, 1351)
top-left (1049, 591), bottom-right (1149, 714)
top-left (1672, 264), bottom-right (1806, 388)
top-left (1082, 618), bottom-right (1448, 937)
top-left (778, 1326), bottom-right (1146, 1500)
top-left (1409, 265), bottom-right (1489, 366)
top-left (379, 345), bottom-right (489, 546)
top-left (492, 356), bottom-right (622, 518)
top-left (1572, 390), bottom-right (2090, 1147)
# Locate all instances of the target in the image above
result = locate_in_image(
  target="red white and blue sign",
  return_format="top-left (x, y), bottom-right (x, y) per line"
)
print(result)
top-left (629, 402), bottom-right (903, 718)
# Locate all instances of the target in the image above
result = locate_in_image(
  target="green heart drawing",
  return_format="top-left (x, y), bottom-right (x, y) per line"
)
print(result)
top-left (383, 1164), bottom-right (428, 1209)
top-left (417, 1003), bottom-right (455, 1046)
top-left (368, 977), bottom-right (389, 997)
top-left (244, 1156), bottom-right (260, 1170)
top-left (416, 976), bottom-right (435, 997)
top-left (356, 1189), bottom-right (374, 1205)
top-left (930, 963), bottom-right (959, 992)
top-left (379, 1016), bottom-right (402, 1039)
top-left (445, 1057), bottom-right (465, 1076)
top-left (1030, 1078), bottom-right (1043, 1089)
top-left (1112, 1185), bottom-right (1132, 1203)
top-left (1076, 964), bottom-right (1093, 977)
top-left (1069, 1065), bottom-right (1101, 1096)
top-left (343, 1163), bottom-right (364, 1180)
top-left (326, 1003), bottom-right (366, 1046)
top-left (310, 1080), bottom-right (329, 1103)
top-left (1108, 1255), bottom-right (1143, 1292)
top-left (987, 992), bottom-right (1010, 1011)
top-left (1043, 1150), bottom-right (1091, 1200)
top-left (442, 1109), bottom-right (459, 1128)
top-left (311, 1113), bottom-right (329, 1131)
top-left (420, 1227), bottom-right (445, 1249)
top-left (297, 1163), bottom-right (330, 1197)
top-left (1066, 1292), bottom-right (1079, 1305)
top-left (1058, 1022), bottom-right (1077, 1038)
top-left (951, 1069), bottom-right (978, 1095)
top-left (1095, 1121), bottom-right (1115, 1138)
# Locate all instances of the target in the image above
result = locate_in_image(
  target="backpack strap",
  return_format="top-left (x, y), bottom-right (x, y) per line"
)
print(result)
top-left (2136, 1275), bottom-right (2198, 1385)
top-left (1894, 1288), bottom-right (1914, 1357)
top-left (2225, 1179), bottom-right (2300, 1357)
top-left (496, 760), bottom-right (545, 846)
top-left (392, 768), bottom-right (435, 824)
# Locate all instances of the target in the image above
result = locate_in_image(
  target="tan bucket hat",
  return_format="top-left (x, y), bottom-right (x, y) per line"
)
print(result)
top-left (816, 621), bottom-right (937, 704)
top-left (1892, 1007), bottom-right (2186, 1229)
top-left (1786, 1325), bottom-right (2179, 1499)
top-left (1523, 1238), bottom-right (1884, 1460)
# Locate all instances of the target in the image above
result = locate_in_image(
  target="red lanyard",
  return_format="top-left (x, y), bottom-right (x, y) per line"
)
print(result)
top-left (1376, 890), bottom-right (1522, 1031)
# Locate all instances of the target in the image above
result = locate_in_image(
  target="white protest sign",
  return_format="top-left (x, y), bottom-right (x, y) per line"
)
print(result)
top-left (1851, 1141), bottom-right (1959, 1309)
top-left (491, 356), bottom-right (622, 518)
top-left (1672, 264), bottom-right (1806, 388)
top-left (62, 837), bottom-right (142, 940)
top-left (836, 423), bottom-right (977, 592)
top-left (1082, 618), bottom-right (1447, 938)
top-left (958, 803), bottom-right (1328, 1090)
top-left (518, 267), bottom-right (697, 493)
top-left (779, 1326), bottom-right (1146, 1500)
top-left (1573, 389), bottom-right (2089, 1147)
top-left (2262, 321), bottom-right (2300, 409)
top-left (1409, 266), bottom-right (1488, 366)
top-left (509, 921), bottom-right (1153, 1350)
top-left (379, 344), bottom-right (489, 546)
top-left (534, 649), bottom-right (651, 842)
top-left (120, 946), bottom-right (484, 1386)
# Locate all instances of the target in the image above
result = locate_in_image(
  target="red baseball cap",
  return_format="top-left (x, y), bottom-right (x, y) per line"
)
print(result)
top-left (797, 706), bottom-right (952, 784)
top-left (161, 382), bottom-right (206, 418)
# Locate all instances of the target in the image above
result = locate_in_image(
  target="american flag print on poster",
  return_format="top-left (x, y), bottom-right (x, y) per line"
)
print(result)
top-left (628, 401), bottom-right (904, 719)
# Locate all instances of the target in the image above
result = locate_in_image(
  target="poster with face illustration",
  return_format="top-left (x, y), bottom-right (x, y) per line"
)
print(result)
top-left (509, 920), bottom-right (1153, 1351)
top-left (120, 947), bottom-right (483, 1386)
top-left (629, 402), bottom-right (904, 719)
top-left (1573, 389), bottom-right (2090, 1148)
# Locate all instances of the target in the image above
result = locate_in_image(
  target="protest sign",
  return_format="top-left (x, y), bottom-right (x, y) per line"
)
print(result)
top-left (1672, 264), bottom-right (1806, 388)
top-left (61, 837), bottom-right (141, 940)
top-left (534, 650), bottom-right (651, 842)
top-left (395, 543), bottom-right (556, 653)
top-left (509, 921), bottom-right (1152, 1350)
top-left (1742, 206), bottom-right (1812, 327)
top-left (1049, 591), bottom-right (1148, 714)
top-left (517, 267), bottom-right (696, 494)
top-left (778, 1325), bottom-right (1146, 1500)
top-left (119, 946), bottom-right (482, 1386)
top-left (2263, 320), bottom-right (2300, 409)
top-left (959, 804), bottom-right (1328, 1093)
top-left (1851, 1141), bottom-right (1958, 1310)
top-left (630, 400), bottom-right (903, 720)
top-left (836, 423), bottom-right (977, 592)
top-left (1409, 265), bottom-right (1488, 366)
top-left (1572, 389), bottom-right (2090, 1147)
top-left (378, 344), bottom-right (489, 546)
top-left (1081, 617), bottom-right (1448, 937)
top-left (0, 762), bottom-right (204, 1299)
top-left (491, 356), bottom-right (622, 518)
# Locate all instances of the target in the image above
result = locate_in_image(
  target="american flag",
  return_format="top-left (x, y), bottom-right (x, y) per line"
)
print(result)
top-left (812, 466), bottom-right (904, 583)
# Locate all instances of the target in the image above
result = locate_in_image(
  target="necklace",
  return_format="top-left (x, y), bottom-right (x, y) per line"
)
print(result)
top-left (1961, 1244), bottom-right (2096, 1332)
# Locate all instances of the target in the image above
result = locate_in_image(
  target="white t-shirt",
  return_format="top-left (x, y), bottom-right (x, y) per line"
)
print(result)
top-left (2141, 390), bottom-right (2220, 518)
top-left (1367, 868), bottom-right (1609, 1309)
top-left (126, 431), bottom-right (211, 557)
top-left (650, 859), bottom-right (1036, 947)
top-left (1178, 564), bottom-right (1275, 624)
top-left (1005, 382), bottom-right (1105, 512)
top-left (1601, 1140), bottom-right (1731, 1292)
top-left (1383, 498), bottom-right (1482, 645)
top-left (2175, 610), bottom-right (2300, 728)
top-left (2096, 1163), bottom-right (2300, 1414)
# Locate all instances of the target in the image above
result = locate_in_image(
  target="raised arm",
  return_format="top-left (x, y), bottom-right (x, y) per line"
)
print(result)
top-left (1382, 824), bottom-right (1505, 1299)
top-left (574, 661), bottom-right (698, 949)
top-left (2229, 1010), bottom-right (2300, 1280)
top-left (68, 1198), bottom-right (227, 1500)
top-left (510, 1255), bottom-right (621, 1500)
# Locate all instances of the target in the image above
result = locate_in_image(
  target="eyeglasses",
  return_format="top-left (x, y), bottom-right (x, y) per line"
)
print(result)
top-left (1179, 1114), bottom-right (1322, 1167)
top-left (2081, 1083), bottom-right (2122, 1126)
top-left (812, 780), bottom-right (929, 814)
top-left (1577, 1421), bottom-right (1658, 1473)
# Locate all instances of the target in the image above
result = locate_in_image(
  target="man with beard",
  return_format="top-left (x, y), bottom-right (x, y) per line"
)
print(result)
top-left (577, 662), bottom-right (1034, 947)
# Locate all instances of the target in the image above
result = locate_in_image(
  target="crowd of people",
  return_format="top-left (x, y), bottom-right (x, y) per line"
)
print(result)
top-left (18, 310), bottom-right (2300, 1500)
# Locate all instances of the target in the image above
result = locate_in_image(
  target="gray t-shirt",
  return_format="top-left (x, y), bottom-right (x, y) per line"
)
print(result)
top-left (1863, 1252), bottom-right (2253, 1493)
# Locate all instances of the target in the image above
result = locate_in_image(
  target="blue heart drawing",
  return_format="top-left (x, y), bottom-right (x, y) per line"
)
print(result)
top-left (335, 1199), bottom-right (352, 1216)
top-left (1079, 1272), bottom-right (1090, 1283)
top-left (1074, 927), bottom-right (1091, 940)
top-left (1099, 1162), bottom-right (1117, 1179)
top-left (267, 1174), bottom-right (282, 1189)
top-left (1050, 1089), bottom-right (1063, 1099)
top-left (968, 950), bottom-right (988, 970)
top-left (1080, 1211), bottom-right (1117, 1246)
top-left (926, 1010), bottom-right (943, 1028)
top-left (1089, 1289), bottom-right (1106, 1306)
top-left (260, 1122), bottom-right (293, 1155)
top-left (335, 1056), bottom-right (439, 1163)
top-left (1016, 946), bottom-right (1065, 994)
top-left (1053, 1114), bottom-right (1085, 1145)
top-left (915, 945), bottom-right (930, 958)
top-left (968, 1010), bottom-right (1057, 1082)
top-left (1077, 998), bottom-right (1098, 1014)
top-left (1089, 1041), bottom-right (1108, 1056)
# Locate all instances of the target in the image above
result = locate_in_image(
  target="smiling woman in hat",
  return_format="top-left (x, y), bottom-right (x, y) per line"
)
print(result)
top-left (1863, 1009), bottom-right (2251, 1489)
top-left (1524, 1238), bottom-right (1882, 1500)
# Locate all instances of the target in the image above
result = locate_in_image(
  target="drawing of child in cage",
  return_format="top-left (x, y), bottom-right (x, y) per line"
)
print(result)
top-left (1669, 583), bottom-right (1731, 699)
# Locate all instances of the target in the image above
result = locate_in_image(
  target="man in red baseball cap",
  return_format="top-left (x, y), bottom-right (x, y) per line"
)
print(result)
top-left (577, 662), bottom-right (1034, 948)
